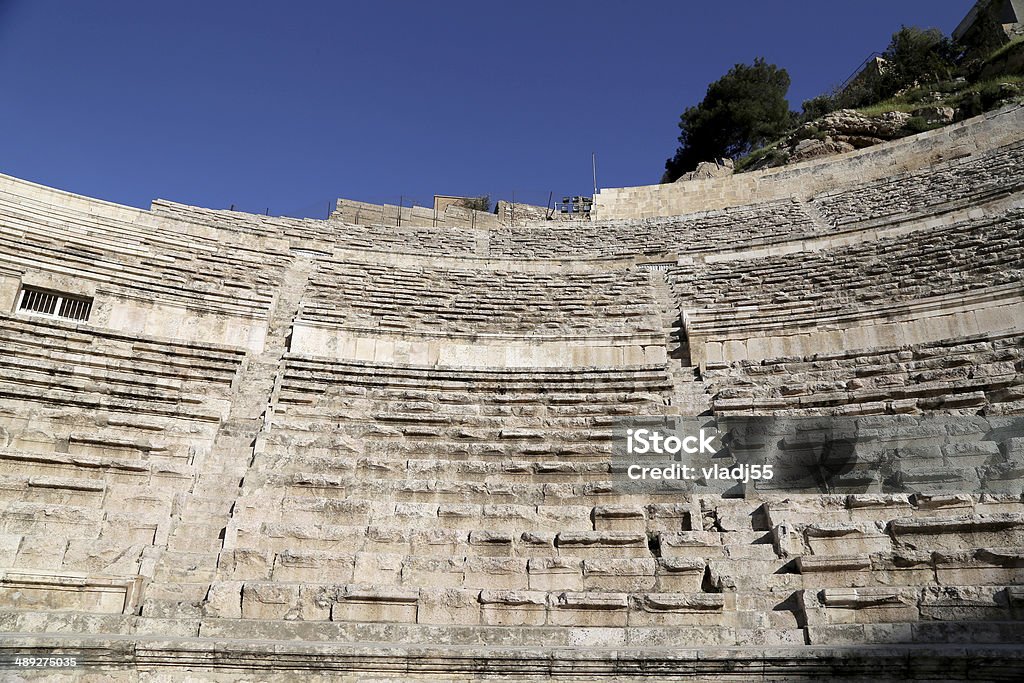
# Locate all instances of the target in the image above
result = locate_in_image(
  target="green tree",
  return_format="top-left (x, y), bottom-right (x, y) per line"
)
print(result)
top-left (832, 26), bottom-right (958, 110)
top-left (663, 58), bottom-right (794, 183)
top-left (879, 26), bottom-right (957, 95)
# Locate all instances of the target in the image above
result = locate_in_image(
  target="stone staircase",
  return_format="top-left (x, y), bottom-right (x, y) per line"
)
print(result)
top-left (141, 253), bottom-right (316, 619)
top-left (648, 267), bottom-right (712, 416)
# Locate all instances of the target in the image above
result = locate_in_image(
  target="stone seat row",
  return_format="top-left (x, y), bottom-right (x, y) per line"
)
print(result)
top-left (0, 190), bottom-right (292, 278)
top-left (299, 260), bottom-right (661, 335)
top-left (230, 497), bottom-right (694, 534)
top-left (0, 194), bottom-right (293, 317)
top-left (151, 199), bottom-right (482, 257)
top-left (0, 226), bottom-right (283, 319)
top-left (667, 208), bottom-right (1024, 314)
top-left (487, 199), bottom-right (819, 259)
top-left (203, 557), bottom-right (1021, 628)
top-left (707, 330), bottom-right (1024, 416)
top-left (279, 356), bottom-right (674, 397)
top-left (0, 192), bottom-right (291, 290)
top-left (212, 548), bottom-right (705, 592)
top-left (811, 140), bottom-right (1024, 227)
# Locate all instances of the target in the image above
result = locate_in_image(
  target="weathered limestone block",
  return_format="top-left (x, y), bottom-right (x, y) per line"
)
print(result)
top-left (240, 583), bottom-right (299, 620)
top-left (464, 557), bottom-right (528, 590)
top-left (629, 592), bottom-right (725, 627)
top-left (645, 503), bottom-right (692, 532)
top-left (517, 531), bottom-right (556, 556)
top-left (919, 585), bottom-right (1011, 621)
top-left (13, 538), bottom-right (68, 571)
top-left (296, 584), bottom-right (336, 620)
top-left (549, 591), bottom-right (629, 627)
top-left (655, 558), bottom-right (705, 592)
top-left (868, 551), bottom-right (936, 587)
top-left (701, 498), bottom-right (760, 532)
top-left (0, 533), bottom-right (21, 565)
top-left (658, 531), bottom-right (724, 558)
top-left (554, 531), bottom-right (649, 558)
top-left (527, 557), bottom-right (583, 591)
top-left (203, 580), bottom-right (243, 619)
top-left (592, 505), bottom-right (646, 533)
top-left (798, 554), bottom-right (872, 587)
top-left (820, 587), bottom-right (920, 624)
top-left (401, 556), bottom-right (465, 588)
top-left (845, 494), bottom-right (914, 521)
top-left (535, 505), bottom-right (592, 531)
top-left (468, 530), bottom-right (513, 556)
top-left (910, 493), bottom-right (975, 513)
top-left (933, 547), bottom-right (1024, 586)
top-left (478, 589), bottom-right (547, 626)
top-left (0, 570), bottom-right (141, 615)
top-left (765, 496), bottom-right (850, 528)
top-left (353, 552), bottom-right (403, 585)
top-left (331, 585), bottom-right (419, 624)
top-left (890, 513), bottom-right (1024, 551)
top-left (408, 528), bottom-right (466, 555)
top-left (61, 540), bottom-right (145, 575)
top-left (272, 550), bottom-right (355, 583)
top-left (436, 503), bottom-right (481, 529)
top-left (417, 588), bottom-right (480, 625)
top-left (582, 558), bottom-right (657, 592)
top-left (804, 523), bottom-right (891, 555)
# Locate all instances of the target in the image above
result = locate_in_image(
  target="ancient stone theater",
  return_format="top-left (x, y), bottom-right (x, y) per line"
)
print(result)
top-left (0, 104), bottom-right (1022, 681)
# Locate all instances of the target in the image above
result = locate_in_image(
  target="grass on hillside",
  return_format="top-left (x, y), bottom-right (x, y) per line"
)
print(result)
top-left (984, 34), bottom-right (1024, 64)
top-left (856, 100), bottom-right (921, 116)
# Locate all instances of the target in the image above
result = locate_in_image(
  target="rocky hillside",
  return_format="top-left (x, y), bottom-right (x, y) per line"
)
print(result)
top-left (734, 79), bottom-right (1023, 173)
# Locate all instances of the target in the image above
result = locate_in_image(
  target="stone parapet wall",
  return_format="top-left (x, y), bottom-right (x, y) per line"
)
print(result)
top-left (592, 103), bottom-right (1024, 220)
top-left (333, 197), bottom-right (499, 230)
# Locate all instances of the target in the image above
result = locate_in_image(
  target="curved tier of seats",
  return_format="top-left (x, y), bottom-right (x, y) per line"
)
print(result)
top-left (488, 198), bottom-right (820, 258)
top-left (0, 312), bottom-right (244, 613)
top-left (298, 258), bottom-right (662, 335)
top-left (811, 139), bottom-right (1024, 227)
top-left (0, 186), bottom-right (292, 320)
top-left (669, 209), bottom-right (1023, 314)
top-left (671, 207), bottom-right (1024, 367)
top-left (152, 199), bottom-right (482, 257)
top-left (705, 330), bottom-right (1024, 417)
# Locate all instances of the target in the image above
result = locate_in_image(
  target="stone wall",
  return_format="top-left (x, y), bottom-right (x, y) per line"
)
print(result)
top-left (592, 103), bottom-right (1024, 220)
top-left (333, 197), bottom-right (499, 229)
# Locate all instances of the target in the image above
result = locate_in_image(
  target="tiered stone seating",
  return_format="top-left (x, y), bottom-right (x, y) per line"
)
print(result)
top-left (811, 140), bottom-right (1024, 227)
top-left (1, 108), bottom-right (1024, 676)
top-left (667, 209), bottom-right (1024, 315)
top-left (152, 200), bottom-right (481, 257)
top-left (0, 312), bottom-right (244, 611)
top-left (0, 191), bottom-right (291, 319)
top-left (194, 357), bottom-right (766, 633)
top-left (298, 260), bottom-right (661, 335)
top-left (489, 199), bottom-right (819, 258)
top-left (705, 330), bottom-right (1024, 416)
top-left (763, 493), bottom-right (1024, 645)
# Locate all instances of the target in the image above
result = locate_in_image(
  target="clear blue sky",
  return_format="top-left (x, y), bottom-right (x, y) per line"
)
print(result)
top-left (0, 1), bottom-right (971, 217)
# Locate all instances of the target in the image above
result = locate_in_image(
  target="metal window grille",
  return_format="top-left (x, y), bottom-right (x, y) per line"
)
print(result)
top-left (17, 287), bottom-right (92, 322)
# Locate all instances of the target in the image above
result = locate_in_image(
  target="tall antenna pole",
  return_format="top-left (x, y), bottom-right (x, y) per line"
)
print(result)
top-left (592, 152), bottom-right (598, 196)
